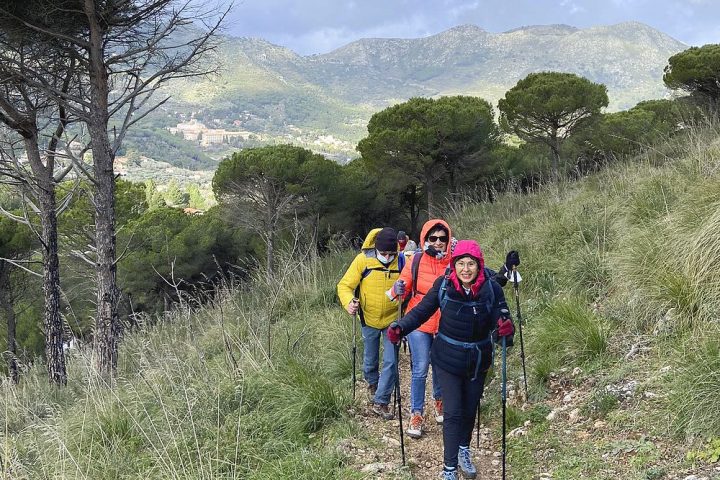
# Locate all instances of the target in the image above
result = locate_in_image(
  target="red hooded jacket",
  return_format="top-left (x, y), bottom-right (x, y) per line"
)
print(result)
top-left (397, 219), bottom-right (453, 334)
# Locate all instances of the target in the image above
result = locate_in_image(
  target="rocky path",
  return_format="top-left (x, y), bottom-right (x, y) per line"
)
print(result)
top-left (344, 346), bottom-right (509, 479)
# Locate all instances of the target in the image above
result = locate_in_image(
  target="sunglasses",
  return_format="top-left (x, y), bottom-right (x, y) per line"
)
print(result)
top-left (427, 235), bottom-right (448, 243)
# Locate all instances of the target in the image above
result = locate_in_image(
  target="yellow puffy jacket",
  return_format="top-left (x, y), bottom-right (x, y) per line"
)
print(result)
top-left (337, 228), bottom-right (404, 329)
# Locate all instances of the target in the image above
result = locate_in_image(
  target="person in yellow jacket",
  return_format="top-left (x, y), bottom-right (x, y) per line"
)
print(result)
top-left (338, 227), bottom-right (404, 420)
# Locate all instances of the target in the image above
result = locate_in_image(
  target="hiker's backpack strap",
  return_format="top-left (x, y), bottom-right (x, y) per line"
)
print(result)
top-left (410, 251), bottom-right (423, 297)
top-left (483, 268), bottom-right (496, 313)
top-left (438, 268), bottom-right (496, 313)
top-left (438, 276), bottom-right (450, 311)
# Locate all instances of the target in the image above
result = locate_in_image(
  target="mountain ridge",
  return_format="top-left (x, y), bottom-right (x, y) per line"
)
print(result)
top-left (139, 21), bottom-right (688, 170)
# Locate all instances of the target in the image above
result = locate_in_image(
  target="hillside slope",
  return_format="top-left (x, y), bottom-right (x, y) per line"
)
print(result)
top-left (1, 122), bottom-right (719, 479)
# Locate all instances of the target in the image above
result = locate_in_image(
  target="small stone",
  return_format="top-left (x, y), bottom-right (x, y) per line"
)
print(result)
top-left (568, 408), bottom-right (581, 423)
top-left (491, 459), bottom-right (500, 466)
top-left (493, 451), bottom-right (501, 457)
top-left (524, 420), bottom-right (531, 427)
top-left (386, 437), bottom-right (401, 448)
top-left (660, 366), bottom-right (672, 373)
top-left (563, 393), bottom-right (573, 403)
top-left (572, 367), bottom-right (582, 376)
top-left (361, 462), bottom-right (387, 474)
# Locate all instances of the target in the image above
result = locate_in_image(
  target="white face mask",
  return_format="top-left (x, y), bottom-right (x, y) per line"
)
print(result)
top-left (376, 252), bottom-right (395, 264)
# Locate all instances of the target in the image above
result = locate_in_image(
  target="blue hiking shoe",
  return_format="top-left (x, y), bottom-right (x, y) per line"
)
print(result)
top-left (440, 468), bottom-right (458, 480)
top-left (458, 447), bottom-right (477, 479)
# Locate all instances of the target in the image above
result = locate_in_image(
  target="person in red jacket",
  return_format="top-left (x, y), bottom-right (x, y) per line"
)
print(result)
top-left (388, 219), bottom-right (455, 438)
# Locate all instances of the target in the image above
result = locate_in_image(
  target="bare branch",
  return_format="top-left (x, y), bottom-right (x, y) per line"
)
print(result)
top-left (0, 257), bottom-right (42, 277)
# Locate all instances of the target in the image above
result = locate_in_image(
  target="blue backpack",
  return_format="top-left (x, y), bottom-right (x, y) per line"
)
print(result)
top-left (437, 267), bottom-right (496, 313)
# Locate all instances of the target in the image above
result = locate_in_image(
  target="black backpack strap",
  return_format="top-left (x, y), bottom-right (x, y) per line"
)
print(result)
top-left (410, 251), bottom-right (423, 297)
top-left (483, 268), bottom-right (495, 313)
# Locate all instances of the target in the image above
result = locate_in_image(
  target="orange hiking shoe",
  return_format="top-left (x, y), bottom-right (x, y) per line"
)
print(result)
top-left (434, 398), bottom-right (444, 424)
top-left (406, 412), bottom-right (424, 438)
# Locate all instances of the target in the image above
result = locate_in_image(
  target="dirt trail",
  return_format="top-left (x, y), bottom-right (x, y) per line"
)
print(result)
top-left (347, 346), bottom-right (506, 479)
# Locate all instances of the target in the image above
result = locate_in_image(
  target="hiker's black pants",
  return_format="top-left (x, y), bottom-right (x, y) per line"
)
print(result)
top-left (434, 364), bottom-right (486, 468)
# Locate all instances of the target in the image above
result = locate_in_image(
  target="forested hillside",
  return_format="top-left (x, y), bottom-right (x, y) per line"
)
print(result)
top-left (1, 115), bottom-right (719, 479)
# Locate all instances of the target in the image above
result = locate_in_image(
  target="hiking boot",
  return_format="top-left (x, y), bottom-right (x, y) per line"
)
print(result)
top-left (434, 398), bottom-right (444, 424)
top-left (367, 383), bottom-right (377, 397)
top-left (406, 412), bottom-right (424, 439)
top-left (458, 447), bottom-right (477, 479)
top-left (371, 403), bottom-right (394, 420)
top-left (440, 468), bottom-right (458, 480)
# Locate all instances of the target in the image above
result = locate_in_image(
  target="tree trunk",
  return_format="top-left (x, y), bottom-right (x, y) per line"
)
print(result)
top-left (426, 175), bottom-right (435, 218)
top-left (92, 136), bottom-right (120, 375)
top-left (550, 132), bottom-right (561, 181)
top-left (85, 0), bottom-right (120, 376)
top-left (407, 184), bottom-right (421, 239)
top-left (24, 137), bottom-right (67, 386)
top-left (0, 266), bottom-right (19, 384)
top-left (266, 231), bottom-right (274, 282)
top-left (39, 187), bottom-right (67, 385)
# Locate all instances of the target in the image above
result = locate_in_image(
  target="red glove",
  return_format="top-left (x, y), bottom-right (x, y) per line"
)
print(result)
top-left (497, 318), bottom-right (514, 337)
top-left (387, 323), bottom-right (402, 344)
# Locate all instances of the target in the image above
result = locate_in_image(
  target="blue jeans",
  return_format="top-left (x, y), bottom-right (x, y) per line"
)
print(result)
top-left (362, 325), bottom-right (397, 405)
top-left (407, 330), bottom-right (442, 413)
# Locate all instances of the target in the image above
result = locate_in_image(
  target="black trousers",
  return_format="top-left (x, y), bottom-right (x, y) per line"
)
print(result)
top-left (434, 364), bottom-right (487, 468)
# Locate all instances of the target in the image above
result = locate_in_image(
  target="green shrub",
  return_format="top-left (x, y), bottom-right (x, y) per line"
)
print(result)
top-left (531, 299), bottom-right (608, 383)
top-left (670, 328), bottom-right (720, 437)
top-left (582, 390), bottom-right (620, 419)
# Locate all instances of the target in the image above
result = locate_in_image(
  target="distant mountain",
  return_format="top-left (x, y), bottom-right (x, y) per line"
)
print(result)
top-left (139, 22), bottom-right (687, 172)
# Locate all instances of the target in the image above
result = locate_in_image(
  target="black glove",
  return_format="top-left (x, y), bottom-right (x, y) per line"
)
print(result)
top-left (505, 251), bottom-right (520, 270)
top-left (494, 270), bottom-right (509, 287)
top-left (425, 245), bottom-right (440, 257)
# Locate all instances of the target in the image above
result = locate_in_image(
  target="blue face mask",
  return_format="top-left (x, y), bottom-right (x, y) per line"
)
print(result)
top-left (376, 252), bottom-right (395, 264)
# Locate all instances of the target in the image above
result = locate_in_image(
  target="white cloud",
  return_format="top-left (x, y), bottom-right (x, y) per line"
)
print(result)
top-left (226, 0), bottom-right (720, 53)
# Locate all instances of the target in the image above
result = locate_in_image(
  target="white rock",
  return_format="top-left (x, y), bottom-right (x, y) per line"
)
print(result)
top-left (361, 462), bottom-right (388, 473)
top-left (386, 437), bottom-right (401, 448)
top-left (568, 408), bottom-right (582, 423)
top-left (563, 393), bottom-right (573, 403)
top-left (572, 367), bottom-right (582, 376)
top-left (491, 459), bottom-right (500, 466)
top-left (547, 408), bottom-right (562, 421)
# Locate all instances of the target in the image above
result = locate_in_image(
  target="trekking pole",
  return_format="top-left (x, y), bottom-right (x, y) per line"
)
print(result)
top-left (512, 268), bottom-right (529, 400)
top-left (501, 335), bottom-right (508, 480)
top-left (352, 298), bottom-right (358, 401)
top-left (476, 403), bottom-right (481, 448)
top-left (395, 303), bottom-right (406, 466)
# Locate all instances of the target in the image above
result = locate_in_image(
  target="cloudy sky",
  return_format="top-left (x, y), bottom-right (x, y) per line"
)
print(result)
top-left (224, 0), bottom-right (719, 55)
